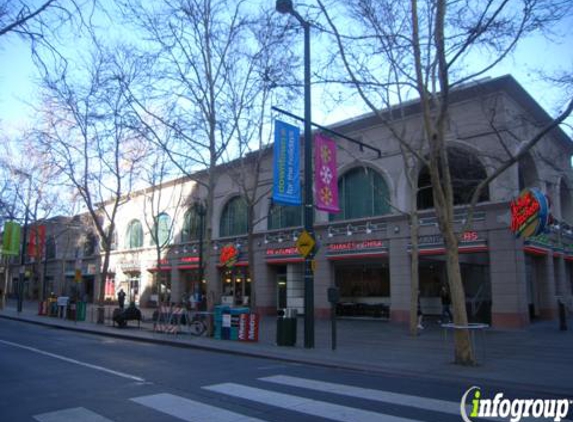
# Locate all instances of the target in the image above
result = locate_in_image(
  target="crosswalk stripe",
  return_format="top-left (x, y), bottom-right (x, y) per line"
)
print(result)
top-left (33, 407), bottom-right (114, 422)
top-left (203, 383), bottom-right (424, 422)
top-left (130, 393), bottom-right (268, 422)
top-left (259, 374), bottom-right (461, 416)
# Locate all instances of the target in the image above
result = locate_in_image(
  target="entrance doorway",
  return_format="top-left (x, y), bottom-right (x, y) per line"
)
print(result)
top-left (221, 267), bottom-right (251, 307)
top-left (277, 270), bottom-right (287, 309)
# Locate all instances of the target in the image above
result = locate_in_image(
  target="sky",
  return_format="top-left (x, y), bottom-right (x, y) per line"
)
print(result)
top-left (0, 4), bottom-right (572, 139)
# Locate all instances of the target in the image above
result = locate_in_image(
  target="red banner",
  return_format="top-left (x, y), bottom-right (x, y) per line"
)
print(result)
top-left (28, 225), bottom-right (46, 259)
top-left (314, 133), bottom-right (340, 213)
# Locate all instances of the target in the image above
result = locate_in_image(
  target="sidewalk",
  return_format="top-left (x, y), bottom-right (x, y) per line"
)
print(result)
top-left (1, 300), bottom-right (572, 395)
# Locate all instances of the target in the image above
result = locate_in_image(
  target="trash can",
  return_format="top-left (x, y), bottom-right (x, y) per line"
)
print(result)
top-left (76, 301), bottom-right (86, 321)
top-left (276, 308), bottom-right (297, 346)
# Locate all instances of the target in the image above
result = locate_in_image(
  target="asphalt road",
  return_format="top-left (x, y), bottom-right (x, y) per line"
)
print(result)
top-left (1, 319), bottom-right (571, 422)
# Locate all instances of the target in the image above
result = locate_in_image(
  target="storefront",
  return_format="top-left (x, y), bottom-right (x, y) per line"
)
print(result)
top-left (178, 255), bottom-right (205, 310)
top-left (327, 239), bottom-right (390, 318)
top-left (120, 260), bottom-right (142, 305)
top-left (219, 244), bottom-right (250, 307)
top-left (148, 258), bottom-right (171, 305)
top-left (415, 230), bottom-right (491, 322)
top-left (265, 246), bottom-right (304, 313)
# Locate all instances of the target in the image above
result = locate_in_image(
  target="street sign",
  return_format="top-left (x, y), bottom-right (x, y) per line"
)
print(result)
top-left (296, 230), bottom-right (315, 258)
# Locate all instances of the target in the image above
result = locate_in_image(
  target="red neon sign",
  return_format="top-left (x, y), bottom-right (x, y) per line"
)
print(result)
top-left (510, 190), bottom-right (542, 237)
top-left (220, 244), bottom-right (238, 267)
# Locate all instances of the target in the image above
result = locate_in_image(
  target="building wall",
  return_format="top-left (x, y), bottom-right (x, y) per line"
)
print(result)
top-left (98, 76), bottom-right (573, 328)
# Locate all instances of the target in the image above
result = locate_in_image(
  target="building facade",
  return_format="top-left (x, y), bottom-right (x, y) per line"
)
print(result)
top-left (2, 214), bottom-right (98, 302)
top-left (99, 75), bottom-right (573, 328)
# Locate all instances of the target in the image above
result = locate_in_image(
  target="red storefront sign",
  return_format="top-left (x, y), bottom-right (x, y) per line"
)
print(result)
top-left (510, 188), bottom-right (549, 238)
top-left (220, 244), bottom-right (238, 268)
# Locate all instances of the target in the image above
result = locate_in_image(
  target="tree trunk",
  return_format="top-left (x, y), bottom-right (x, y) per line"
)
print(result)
top-left (409, 211), bottom-right (420, 337)
top-left (442, 223), bottom-right (475, 365)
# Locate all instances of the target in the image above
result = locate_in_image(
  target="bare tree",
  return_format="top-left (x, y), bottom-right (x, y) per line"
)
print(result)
top-left (32, 42), bottom-right (148, 322)
top-left (140, 148), bottom-right (186, 305)
top-left (316, 0), bottom-right (573, 365)
top-left (118, 0), bottom-right (300, 309)
top-left (0, 0), bottom-right (98, 75)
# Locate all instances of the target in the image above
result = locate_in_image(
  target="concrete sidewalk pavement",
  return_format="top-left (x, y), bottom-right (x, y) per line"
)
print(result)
top-left (1, 300), bottom-right (572, 396)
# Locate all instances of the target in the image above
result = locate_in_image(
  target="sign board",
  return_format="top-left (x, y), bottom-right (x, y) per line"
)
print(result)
top-left (510, 188), bottom-right (549, 238)
top-left (296, 230), bottom-right (315, 258)
top-left (220, 244), bottom-right (238, 268)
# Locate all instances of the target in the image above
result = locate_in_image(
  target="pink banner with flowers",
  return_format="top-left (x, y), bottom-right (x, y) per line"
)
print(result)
top-left (314, 133), bottom-right (340, 213)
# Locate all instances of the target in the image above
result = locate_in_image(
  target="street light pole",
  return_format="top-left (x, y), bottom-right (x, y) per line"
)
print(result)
top-left (276, 0), bottom-right (314, 348)
top-left (195, 201), bottom-right (206, 293)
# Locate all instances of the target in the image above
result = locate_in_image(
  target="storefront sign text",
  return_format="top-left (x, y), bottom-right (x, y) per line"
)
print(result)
top-left (419, 231), bottom-right (480, 245)
top-left (327, 240), bottom-right (384, 252)
top-left (266, 247), bottom-right (298, 256)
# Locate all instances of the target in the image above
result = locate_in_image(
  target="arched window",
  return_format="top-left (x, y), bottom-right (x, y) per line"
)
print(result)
top-left (84, 232), bottom-right (98, 256)
top-left (108, 228), bottom-right (118, 251)
top-left (330, 167), bottom-right (390, 221)
top-left (417, 148), bottom-right (489, 210)
top-left (182, 207), bottom-right (205, 242)
top-left (151, 213), bottom-right (172, 247)
top-left (518, 152), bottom-right (539, 191)
top-left (268, 202), bottom-right (302, 230)
top-left (220, 196), bottom-right (248, 237)
top-left (125, 219), bottom-right (143, 249)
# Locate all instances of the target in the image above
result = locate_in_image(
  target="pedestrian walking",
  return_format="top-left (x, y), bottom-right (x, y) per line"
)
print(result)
top-left (440, 285), bottom-right (453, 323)
top-left (117, 289), bottom-right (126, 309)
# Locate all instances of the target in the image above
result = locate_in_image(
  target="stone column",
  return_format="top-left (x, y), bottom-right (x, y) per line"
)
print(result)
top-left (538, 253), bottom-right (557, 319)
top-left (313, 236), bottom-right (332, 319)
top-left (170, 264), bottom-right (181, 305)
top-left (554, 256), bottom-right (570, 297)
top-left (389, 234), bottom-right (412, 323)
top-left (489, 228), bottom-right (530, 328)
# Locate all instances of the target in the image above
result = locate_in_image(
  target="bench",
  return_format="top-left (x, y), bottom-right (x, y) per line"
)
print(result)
top-left (112, 306), bottom-right (142, 328)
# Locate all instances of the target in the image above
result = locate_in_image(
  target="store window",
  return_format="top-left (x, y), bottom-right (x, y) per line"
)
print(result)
top-left (150, 213), bottom-right (172, 247)
top-left (221, 266), bottom-right (251, 306)
top-left (220, 196), bottom-right (248, 237)
top-left (330, 167), bottom-right (390, 221)
top-left (418, 147), bottom-right (489, 210)
top-left (84, 232), bottom-right (98, 256)
top-left (125, 219), bottom-right (143, 249)
top-left (268, 202), bottom-right (302, 230)
top-left (181, 208), bottom-right (204, 242)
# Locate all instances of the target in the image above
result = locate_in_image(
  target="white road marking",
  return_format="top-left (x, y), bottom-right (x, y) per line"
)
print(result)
top-left (33, 407), bottom-right (114, 422)
top-left (260, 374), bottom-right (460, 415)
top-left (203, 383), bottom-right (425, 422)
top-left (0, 339), bottom-right (145, 382)
top-left (131, 393), bottom-right (268, 422)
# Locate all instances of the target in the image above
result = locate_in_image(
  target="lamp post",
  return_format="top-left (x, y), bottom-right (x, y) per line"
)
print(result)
top-left (16, 170), bottom-right (32, 314)
top-left (194, 201), bottom-right (206, 293)
top-left (276, 0), bottom-right (314, 348)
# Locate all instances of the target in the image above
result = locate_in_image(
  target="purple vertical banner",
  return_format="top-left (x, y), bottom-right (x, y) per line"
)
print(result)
top-left (314, 133), bottom-right (340, 213)
top-left (273, 120), bottom-right (301, 206)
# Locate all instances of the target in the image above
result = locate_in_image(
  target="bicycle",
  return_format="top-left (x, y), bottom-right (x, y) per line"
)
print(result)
top-left (185, 311), bottom-right (209, 336)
